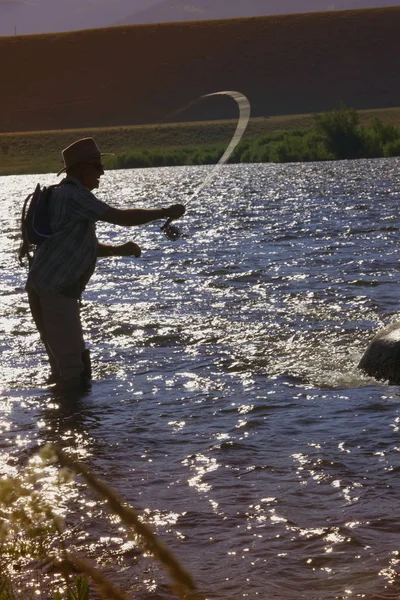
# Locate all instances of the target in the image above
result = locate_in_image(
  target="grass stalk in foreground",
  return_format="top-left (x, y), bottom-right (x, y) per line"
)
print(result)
top-left (51, 446), bottom-right (202, 600)
top-left (0, 445), bottom-right (204, 600)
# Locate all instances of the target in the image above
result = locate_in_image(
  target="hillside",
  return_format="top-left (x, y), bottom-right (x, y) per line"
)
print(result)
top-left (117, 0), bottom-right (400, 25)
top-left (2, 7), bottom-right (400, 133)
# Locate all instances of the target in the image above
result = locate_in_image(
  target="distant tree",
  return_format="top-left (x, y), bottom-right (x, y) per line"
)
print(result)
top-left (363, 117), bottom-right (399, 156)
top-left (383, 138), bottom-right (400, 158)
top-left (315, 103), bottom-right (364, 159)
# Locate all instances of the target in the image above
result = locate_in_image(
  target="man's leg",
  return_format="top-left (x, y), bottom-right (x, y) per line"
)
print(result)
top-left (33, 287), bottom-right (86, 384)
top-left (27, 285), bottom-right (60, 383)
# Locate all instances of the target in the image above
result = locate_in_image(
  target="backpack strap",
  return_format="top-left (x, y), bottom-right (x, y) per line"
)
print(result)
top-left (18, 186), bottom-right (39, 267)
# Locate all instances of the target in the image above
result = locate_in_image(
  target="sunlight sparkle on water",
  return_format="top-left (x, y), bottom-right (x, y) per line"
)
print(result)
top-left (184, 454), bottom-right (220, 493)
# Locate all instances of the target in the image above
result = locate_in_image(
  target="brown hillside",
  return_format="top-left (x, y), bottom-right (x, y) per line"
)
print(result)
top-left (1, 7), bottom-right (400, 133)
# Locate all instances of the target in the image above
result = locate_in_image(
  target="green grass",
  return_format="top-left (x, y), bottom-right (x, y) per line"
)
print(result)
top-left (0, 115), bottom-right (313, 175)
top-left (2, 107), bottom-right (400, 175)
top-left (0, 576), bottom-right (89, 600)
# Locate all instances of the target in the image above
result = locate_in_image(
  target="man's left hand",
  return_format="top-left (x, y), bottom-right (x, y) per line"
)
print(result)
top-left (118, 242), bottom-right (142, 257)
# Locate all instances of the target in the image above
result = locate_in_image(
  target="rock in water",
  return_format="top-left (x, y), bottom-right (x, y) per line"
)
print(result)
top-left (359, 324), bottom-right (400, 384)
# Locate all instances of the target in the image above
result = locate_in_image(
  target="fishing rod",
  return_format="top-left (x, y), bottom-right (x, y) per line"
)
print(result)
top-left (160, 90), bottom-right (251, 241)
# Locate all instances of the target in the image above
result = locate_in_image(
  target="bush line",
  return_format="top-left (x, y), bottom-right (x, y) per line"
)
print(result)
top-left (1, 105), bottom-right (400, 175)
top-left (106, 105), bottom-right (400, 169)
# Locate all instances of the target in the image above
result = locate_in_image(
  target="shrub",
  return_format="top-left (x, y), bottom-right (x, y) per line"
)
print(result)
top-left (383, 138), bottom-right (400, 157)
top-left (315, 103), bottom-right (365, 159)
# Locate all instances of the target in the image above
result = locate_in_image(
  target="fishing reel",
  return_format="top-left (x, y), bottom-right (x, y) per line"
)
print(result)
top-left (160, 217), bottom-right (181, 241)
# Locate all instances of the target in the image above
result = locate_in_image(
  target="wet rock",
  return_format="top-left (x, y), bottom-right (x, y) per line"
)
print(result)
top-left (358, 324), bottom-right (400, 384)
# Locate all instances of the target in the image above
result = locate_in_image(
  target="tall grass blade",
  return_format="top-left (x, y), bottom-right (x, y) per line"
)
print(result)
top-left (53, 446), bottom-right (203, 600)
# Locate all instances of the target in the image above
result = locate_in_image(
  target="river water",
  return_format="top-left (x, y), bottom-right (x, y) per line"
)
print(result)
top-left (1, 159), bottom-right (400, 599)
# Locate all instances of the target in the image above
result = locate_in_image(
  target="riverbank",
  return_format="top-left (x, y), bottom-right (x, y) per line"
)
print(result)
top-left (2, 106), bottom-right (400, 176)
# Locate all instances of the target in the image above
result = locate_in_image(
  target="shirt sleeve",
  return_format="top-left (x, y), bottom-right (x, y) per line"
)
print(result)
top-left (70, 187), bottom-right (110, 222)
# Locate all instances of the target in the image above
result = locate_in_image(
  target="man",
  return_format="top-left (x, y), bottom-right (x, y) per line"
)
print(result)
top-left (25, 137), bottom-right (185, 393)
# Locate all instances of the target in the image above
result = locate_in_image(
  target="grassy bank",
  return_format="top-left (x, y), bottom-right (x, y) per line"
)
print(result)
top-left (0, 113), bottom-right (319, 175)
top-left (1, 107), bottom-right (400, 176)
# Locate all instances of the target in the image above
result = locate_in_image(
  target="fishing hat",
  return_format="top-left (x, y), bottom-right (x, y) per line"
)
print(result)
top-left (57, 137), bottom-right (114, 176)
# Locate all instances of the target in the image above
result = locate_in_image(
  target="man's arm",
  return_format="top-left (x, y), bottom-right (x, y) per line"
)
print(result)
top-left (100, 204), bottom-right (185, 227)
top-left (97, 241), bottom-right (141, 258)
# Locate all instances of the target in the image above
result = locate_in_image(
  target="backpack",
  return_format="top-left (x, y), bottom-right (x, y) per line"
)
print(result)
top-left (18, 183), bottom-right (58, 266)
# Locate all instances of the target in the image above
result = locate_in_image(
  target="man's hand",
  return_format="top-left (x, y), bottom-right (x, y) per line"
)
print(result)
top-left (164, 204), bottom-right (186, 220)
top-left (118, 241), bottom-right (141, 257)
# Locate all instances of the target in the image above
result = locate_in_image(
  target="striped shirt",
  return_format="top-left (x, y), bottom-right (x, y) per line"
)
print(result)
top-left (27, 176), bottom-right (110, 296)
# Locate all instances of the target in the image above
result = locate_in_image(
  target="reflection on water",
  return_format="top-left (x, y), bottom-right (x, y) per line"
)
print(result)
top-left (1, 160), bottom-right (400, 598)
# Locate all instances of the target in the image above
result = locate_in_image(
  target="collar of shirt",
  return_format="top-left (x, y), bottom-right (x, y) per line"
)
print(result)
top-left (60, 175), bottom-right (85, 189)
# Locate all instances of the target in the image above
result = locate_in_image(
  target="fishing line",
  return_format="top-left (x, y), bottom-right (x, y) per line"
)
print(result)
top-left (161, 90), bottom-right (251, 241)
